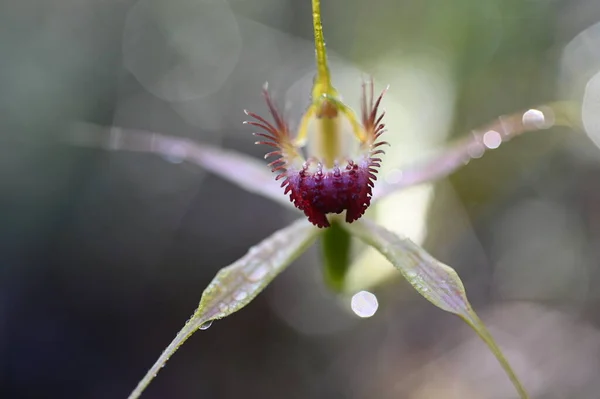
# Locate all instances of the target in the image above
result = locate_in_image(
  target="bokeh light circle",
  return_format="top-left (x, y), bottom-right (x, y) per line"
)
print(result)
top-left (123, 0), bottom-right (241, 102)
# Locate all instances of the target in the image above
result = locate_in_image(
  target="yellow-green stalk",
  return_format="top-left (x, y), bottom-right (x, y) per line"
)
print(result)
top-left (295, 0), bottom-right (365, 168)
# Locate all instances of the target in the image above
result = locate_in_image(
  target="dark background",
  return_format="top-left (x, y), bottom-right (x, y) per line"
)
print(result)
top-left (3, 0), bottom-right (600, 398)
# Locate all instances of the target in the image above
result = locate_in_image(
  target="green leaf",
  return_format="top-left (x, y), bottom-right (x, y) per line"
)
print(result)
top-left (321, 219), bottom-right (352, 292)
top-left (127, 219), bottom-right (321, 399)
top-left (342, 218), bottom-right (529, 399)
top-left (66, 122), bottom-right (296, 209)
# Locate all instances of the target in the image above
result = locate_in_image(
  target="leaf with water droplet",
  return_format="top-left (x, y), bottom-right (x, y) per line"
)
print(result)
top-left (372, 102), bottom-right (578, 201)
top-left (127, 218), bottom-right (320, 399)
top-left (342, 218), bottom-right (529, 399)
top-left (198, 320), bottom-right (213, 330)
top-left (65, 122), bottom-right (295, 209)
top-left (321, 219), bottom-right (352, 292)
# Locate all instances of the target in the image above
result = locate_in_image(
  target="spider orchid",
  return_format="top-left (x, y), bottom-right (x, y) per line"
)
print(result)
top-left (244, 79), bottom-right (387, 228)
top-left (67, 1), bottom-right (581, 398)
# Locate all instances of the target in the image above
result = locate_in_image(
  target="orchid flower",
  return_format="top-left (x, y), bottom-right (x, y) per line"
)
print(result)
top-left (67, 1), bottom-right (581, 398)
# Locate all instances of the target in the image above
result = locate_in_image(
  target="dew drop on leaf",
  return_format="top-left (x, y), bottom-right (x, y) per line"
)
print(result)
top-left (246, 264), bottom-right (270, 282)
top-left (160, 143), bottom-right (187, 164)
top-left (218, 303), bottom-right (229, 312)
top-left (199, 320), bottom-right (213, 330)
top-left (233, 290), bottom-right (248, 301)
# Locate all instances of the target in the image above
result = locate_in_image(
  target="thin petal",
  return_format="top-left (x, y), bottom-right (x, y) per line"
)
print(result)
top-left (66, 122), bottom-right (296, 209)
top-left (127, 219), bottom-right (321, 399)
top-left (372, 102), bottom-right (579, 201)
top-left (342, 218), bottom-right (529, 399)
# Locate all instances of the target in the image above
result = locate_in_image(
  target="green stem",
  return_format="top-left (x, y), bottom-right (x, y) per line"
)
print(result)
top-left (126, 314), bottom-right (207, 399)
top-left (311, 0), bottom-right (332, 95)
top-left (464, 311), bottom-right (530, 399)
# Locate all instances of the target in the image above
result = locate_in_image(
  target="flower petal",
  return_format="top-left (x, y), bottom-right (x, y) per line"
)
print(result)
top-left (372, 101), bottom-right (579, 201)
top-left (66, 122), bottom-right (296, 209)
top-left (127, 218), bottom-right (321, 399)
top-left (342, 218), bottom-right (529, 399)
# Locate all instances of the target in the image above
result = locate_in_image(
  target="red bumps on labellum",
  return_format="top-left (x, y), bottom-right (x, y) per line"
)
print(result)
top-left (284, 160), bottom-right (374, 228)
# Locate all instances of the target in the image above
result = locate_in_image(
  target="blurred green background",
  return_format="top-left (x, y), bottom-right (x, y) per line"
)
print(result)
top-left (3, 0), bottom-right (600, 398)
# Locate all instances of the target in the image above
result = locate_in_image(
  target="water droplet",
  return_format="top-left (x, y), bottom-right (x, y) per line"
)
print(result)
top-left (483, 130), bottom-right (502, 149)
top-left (160, 143), bottom-right (188, 164)
top-left (406, 271), bottom-right (418, 278)
top-left (248, 246), bottom-right (260, 256)
top-left (218, 303), bottom-right (229, 312)
top-left (247, 265), bottom-right (269, 282)
top-left (234, 291), bottom-right (248, 301)
top-left (522, 108), bottom-right (550, 129)
top-left (351, 290), bottom-right (379, 318)
top-left (467, 141), bottom-right (485, 159)
top-left (199, 320), bottom-right (213, 330)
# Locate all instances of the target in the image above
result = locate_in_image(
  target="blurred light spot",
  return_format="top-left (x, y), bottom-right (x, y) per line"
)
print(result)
top-left (351, 291), bottom-right (378, 318)
top-left (560, 20), bottom-right (600, 100)
top-left (483, 130), bottom-right (502, 149)
top-left (561, 20), bottom-right (600, 147)
top-left (160, 142), bottom-right (187, 164)
top-left (522, 108), bottom-right (551, 130)
top-left (173, 16), bottom-right (315, 132)
top-left (123, 0), bottom-right (241, 102)
top-left (467, 140), bottom-right (485, 159)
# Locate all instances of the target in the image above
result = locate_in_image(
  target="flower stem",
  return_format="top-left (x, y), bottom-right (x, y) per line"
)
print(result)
top-left (463, 311), bottom-right (530, 399)
top-left (126, 315), bottom-right (206, 399)
top-left (311, 0), bottom-right (332, 96)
